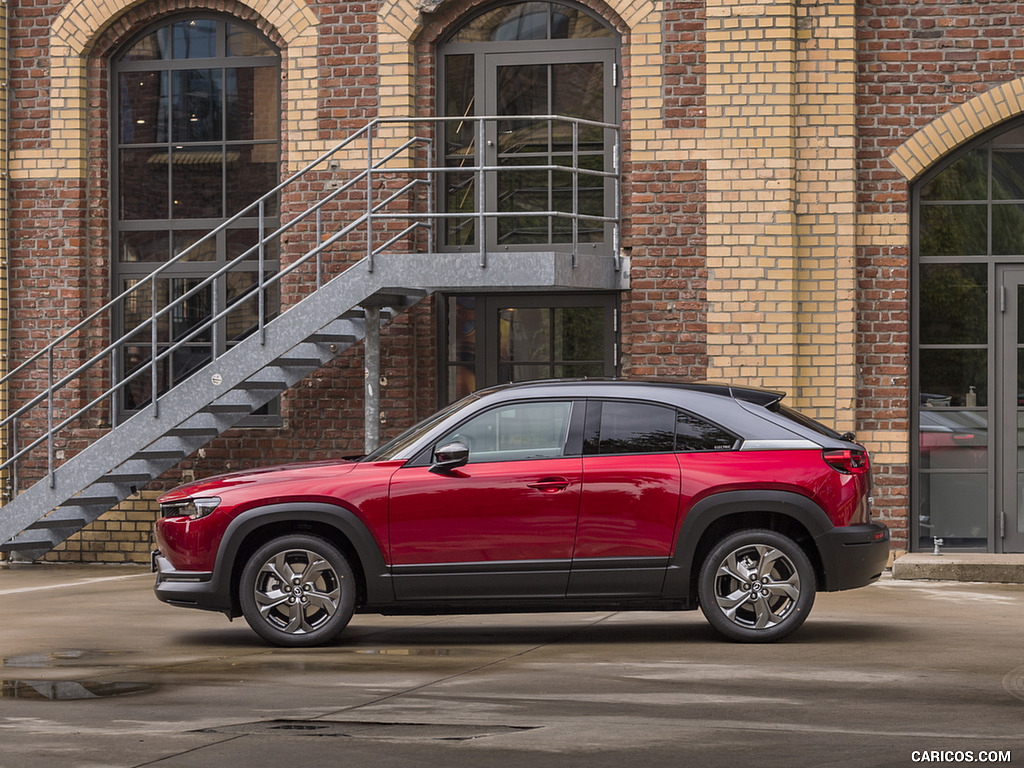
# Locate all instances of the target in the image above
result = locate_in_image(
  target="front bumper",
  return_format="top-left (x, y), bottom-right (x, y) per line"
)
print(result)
top-left (152, 551), bottom-right (232, 616)
top-left (814, 523), bottom-right (890, 592)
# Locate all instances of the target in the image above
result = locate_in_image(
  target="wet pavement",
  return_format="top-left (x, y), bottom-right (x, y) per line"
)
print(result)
top-left (1, 563), bottom-right (1023, 767)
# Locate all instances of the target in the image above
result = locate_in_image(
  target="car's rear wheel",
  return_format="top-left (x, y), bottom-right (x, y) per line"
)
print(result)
top-left (239, 534), bottom-right (355, 647)
top-left (698, 529), bottom-right (815, 643)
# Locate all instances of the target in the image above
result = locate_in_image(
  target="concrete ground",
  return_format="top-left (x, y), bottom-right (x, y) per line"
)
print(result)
top-left (1, 563), bottom-right (1023, 768)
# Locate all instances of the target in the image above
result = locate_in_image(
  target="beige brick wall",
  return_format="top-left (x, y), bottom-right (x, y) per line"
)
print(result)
top-left (703, 0), bottom-right (858, 434)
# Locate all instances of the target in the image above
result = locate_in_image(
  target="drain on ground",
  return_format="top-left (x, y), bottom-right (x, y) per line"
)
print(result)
top-left (197, 719), bottom-right (537, 741)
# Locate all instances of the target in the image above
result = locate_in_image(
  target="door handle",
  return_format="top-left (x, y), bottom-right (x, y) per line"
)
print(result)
top-left (527, 477), bottom-right (570, 493)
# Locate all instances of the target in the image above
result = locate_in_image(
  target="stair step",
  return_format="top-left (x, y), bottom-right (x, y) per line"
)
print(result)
top-left (200, 403), bottom-right (253, 414)
top-left (101, 472), bottom-right (152, 485)
top-left (1, 535), bottom-right (57, 553)
top-left (28, 513), bottom-right (88, 530)
top-left (165, 427), bottom-right (220, 438)
top-left (309, 331), bottom-right (357, 344)
top-left (132, 450), bottom-right (186, 461)
top-left (273, 357), bottom-right (323, 368)
top-left (235, 380), bottom-right (287, 392)
top-left (58, 496), bottom-right (120, 509)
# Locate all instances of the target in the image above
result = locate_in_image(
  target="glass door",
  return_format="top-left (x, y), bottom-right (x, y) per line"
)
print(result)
top-left (484, 50), bottom-right (616, 250)
top-left (999, 267), bottom-right (1024, 552)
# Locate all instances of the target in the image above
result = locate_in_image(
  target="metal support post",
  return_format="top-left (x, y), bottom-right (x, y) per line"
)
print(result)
top-left (363, 304), bottom-right (381, 454)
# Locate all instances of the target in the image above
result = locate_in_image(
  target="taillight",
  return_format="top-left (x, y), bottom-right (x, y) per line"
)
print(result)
top-left (823, 448), bottom-right (869, 474)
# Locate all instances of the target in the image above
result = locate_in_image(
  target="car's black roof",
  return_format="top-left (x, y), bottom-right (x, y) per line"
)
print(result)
top-left (474, 378), bottom-right (786, 408)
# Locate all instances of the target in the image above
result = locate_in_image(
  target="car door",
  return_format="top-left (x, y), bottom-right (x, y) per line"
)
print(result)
top-left (567, 399), bottom-right (684, 597)
top-left (388, 399), bottom-right (584, 600)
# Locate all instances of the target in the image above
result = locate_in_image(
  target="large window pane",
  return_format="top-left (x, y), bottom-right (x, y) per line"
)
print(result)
top-left (992, 150), bottom-right (1024, 200)
top-left (226, 143), bottom-right (279, 216)
top-left (501, 307), bottom-right (549, 363)
top-left (919, 349), bottom-right (987, 407)
top-left (994, 203), bottom-right (1024, 255)
top-left (919, 409), bottom-right (988, 469)
top-left (554, 307), bottom-right (603, 361)
top-left (172, 69), bottom-right (223, 142)
top-left (120, 230), bottom-right (168, 263)
top-left (226, 23), bottom-right (275, 57)
top-left (919, 473), bottom-right (988, 546)
top-left (226, 67), bottom-right (278, 141)
top-left (171, 146), bottom-right (223, 218)
top-left (919, 263), bottom-right (987, 344)
top-left (172, 19), bottom-right (217, 59)
top-left (119, 72), bottom-right (169, 144)
top-left (918, 149), bottom-right (987, 201)
top-left (919, 204), bottom-right (987, 256)
top-left (122, 27), bottom-right (171, 62)
top-left (119, 148), bottom-right (168, 220)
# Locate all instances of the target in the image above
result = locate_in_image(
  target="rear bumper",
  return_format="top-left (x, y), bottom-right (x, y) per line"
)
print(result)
top-left (814, 523), bottom-right (890, 592)
top-left (152, 551), bottom-right (231, 615)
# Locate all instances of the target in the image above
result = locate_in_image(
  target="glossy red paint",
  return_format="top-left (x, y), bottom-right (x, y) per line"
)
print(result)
top-left (573, 453), bottom-right (681, 558)
top-left (675, 450), bottom-right (870, 531)
top-left (388, 457), bottom-right (582, 565)
top-left (154, 459), bottom-right (402, 571)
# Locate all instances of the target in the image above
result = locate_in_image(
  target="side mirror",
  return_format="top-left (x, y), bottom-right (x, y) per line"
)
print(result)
top-left (430, 441), bottom-right (469, 474)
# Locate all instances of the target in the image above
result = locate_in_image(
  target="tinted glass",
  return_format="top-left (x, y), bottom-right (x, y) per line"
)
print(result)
top-left (676, 411), bottom-right (737, 452)
top-left (919, 149), bottom-right (987, 201)
top-left (587, 401), bottom-right (675, 455)
top-left (919, 204), bottom-right (987, 257)
top-left (919, 263), bottom-right (987, 345)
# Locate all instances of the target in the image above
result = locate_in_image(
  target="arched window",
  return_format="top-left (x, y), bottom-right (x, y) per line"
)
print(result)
top-left (914, 119), bottom-right (1024, 553)
top-left (112, 16), bottom-right (280, 416)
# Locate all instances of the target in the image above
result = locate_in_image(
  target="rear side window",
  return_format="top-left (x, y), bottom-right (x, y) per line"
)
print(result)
top-left (675, 410), bottom-right (738, 452)
top-left (585, 401), bottom-right (676, 454)
top-left (585, 401), bottom-right (738, 455)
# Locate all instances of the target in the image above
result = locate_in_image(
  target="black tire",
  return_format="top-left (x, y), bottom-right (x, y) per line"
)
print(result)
top-left (239, 534), bottom-right (356, 647)
top-left (698, 529), bottom-right (815, 643)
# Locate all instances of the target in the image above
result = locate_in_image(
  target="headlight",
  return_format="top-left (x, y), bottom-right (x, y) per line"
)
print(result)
top-left (160, 497), bottom-right (220, 520)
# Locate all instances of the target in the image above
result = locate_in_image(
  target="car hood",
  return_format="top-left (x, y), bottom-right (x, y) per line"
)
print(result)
top-left (158, 459), bottom-right (360, 503)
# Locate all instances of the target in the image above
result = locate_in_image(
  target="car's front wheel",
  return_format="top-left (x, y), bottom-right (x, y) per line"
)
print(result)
top-left (239, 534), bottom-right (355, 647)
top-left (697, 529), bottom-right (815, 643)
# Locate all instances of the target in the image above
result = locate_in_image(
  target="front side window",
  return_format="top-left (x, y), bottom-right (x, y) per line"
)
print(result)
top-left (439, 401), bottom-right (574, 462)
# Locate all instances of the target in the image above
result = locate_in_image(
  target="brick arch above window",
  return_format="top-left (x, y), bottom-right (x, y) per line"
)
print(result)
top-left (12, 0), bottom-right (319, 181)
top-left (889, 78), bottom-right (1024, 182)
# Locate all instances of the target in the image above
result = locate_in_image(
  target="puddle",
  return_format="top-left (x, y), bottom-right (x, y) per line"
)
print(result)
top-left (199, 719), bottom-right (537, 741)
top-left (0, 680), bottom-right (153, 700)
top-left (3, 650), bottom-right (123, 668)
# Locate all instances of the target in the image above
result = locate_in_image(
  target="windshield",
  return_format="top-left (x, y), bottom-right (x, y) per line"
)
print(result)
top-left (362, 393), bottom-right (481, 462)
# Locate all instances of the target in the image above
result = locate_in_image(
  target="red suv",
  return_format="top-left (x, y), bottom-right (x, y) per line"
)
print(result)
top-left (152, 380), bottom-right (888, 645)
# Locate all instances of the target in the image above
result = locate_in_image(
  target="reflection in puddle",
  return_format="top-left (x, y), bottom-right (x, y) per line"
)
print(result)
top-left (3, 650), bottom-right (121, 668)
top-left (0, 680), bottom-right (153, 700)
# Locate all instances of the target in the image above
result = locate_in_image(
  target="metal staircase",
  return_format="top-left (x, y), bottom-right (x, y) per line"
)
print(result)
top-left (0, 115), bottom-right (627, 560)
